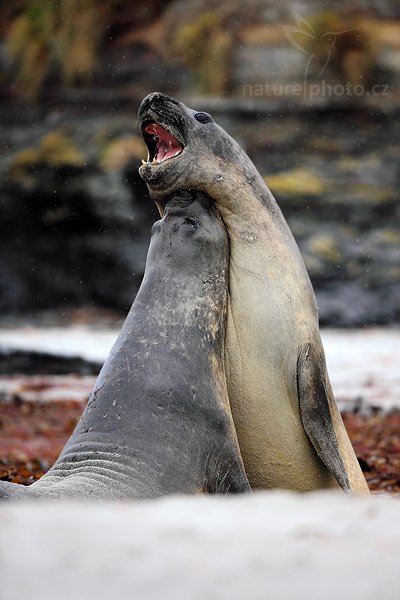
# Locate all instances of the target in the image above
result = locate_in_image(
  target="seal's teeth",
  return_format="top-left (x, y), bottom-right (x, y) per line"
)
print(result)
top-left (141, 159), bottom-right (147, 165)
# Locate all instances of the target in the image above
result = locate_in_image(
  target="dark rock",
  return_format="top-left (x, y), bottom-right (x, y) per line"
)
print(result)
top-left (317, 282), bottom-right (400, 326)
top-left (0, 349), bottom-right (101, 376)
top-left (0, 129), bottom-right (156, 315)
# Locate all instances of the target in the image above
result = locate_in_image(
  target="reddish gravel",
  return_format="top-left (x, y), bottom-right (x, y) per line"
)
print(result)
top-left (342, 411), bottom-right (400, 495)
top-left (1, 392), bottom-right (399, 494)
top-left (0, 399), bottom-right (84, 485)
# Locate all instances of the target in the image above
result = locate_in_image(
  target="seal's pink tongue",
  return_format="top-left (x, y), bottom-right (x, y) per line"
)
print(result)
top-left (144, 123), bottom-right (183, 162)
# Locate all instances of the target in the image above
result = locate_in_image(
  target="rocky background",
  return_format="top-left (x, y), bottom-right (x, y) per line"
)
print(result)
top-left (0, 0), bottom-right (399, 326)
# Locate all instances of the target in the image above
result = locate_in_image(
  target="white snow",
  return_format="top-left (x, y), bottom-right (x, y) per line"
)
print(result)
top-left (323, 328), bottom-right (400, 411)
top-left (0, 491), bottom-right (399, 600)
top-left (0, 326), bottom-right (117, 363)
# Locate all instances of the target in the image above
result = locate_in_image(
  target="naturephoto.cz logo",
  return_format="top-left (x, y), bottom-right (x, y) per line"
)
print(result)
top-left (283, 12), bottom-right (354, 83)
top-left (242, 13), bottom-right (389, 100)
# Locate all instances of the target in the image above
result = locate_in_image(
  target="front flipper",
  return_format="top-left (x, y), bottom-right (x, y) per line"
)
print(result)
top-left (297, 344), bottom-right (351, 492)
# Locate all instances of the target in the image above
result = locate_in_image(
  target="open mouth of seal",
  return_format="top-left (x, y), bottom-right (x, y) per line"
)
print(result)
top-left (142, 123), bottom-right (184, 165)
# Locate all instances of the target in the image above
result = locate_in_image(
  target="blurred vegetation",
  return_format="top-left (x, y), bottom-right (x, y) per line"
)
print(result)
top-left (6, 1), bottom-right (104, 97)
top-left (3, 0), bottom-right (164, 98)
top-left (0, 2), bottom-right (387, 99)
top-left (3, 0), bottom-right (238, 98)
top-left (173, 12), bottom-right (233, 95)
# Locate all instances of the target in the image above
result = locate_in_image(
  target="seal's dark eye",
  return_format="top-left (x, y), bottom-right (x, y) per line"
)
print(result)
top-left (195, 112), bottom-right (211, 123)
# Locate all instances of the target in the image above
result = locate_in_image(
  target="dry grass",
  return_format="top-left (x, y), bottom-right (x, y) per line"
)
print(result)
top-left (5, 0), bottom-right (130, 98)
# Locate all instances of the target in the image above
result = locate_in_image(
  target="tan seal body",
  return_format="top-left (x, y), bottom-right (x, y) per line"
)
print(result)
top-left (138, 92), bottom-right (369, 494)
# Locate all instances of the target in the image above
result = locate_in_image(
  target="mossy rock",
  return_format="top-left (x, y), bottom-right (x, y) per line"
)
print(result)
top-left (9, 130), bottom-right (86, 186)
top-left (307, 234), bottom-right (340, 265)
top-left (265, 168), bottom-right (326, 197)
top-left (372, 229), bottom-right (400, 245)
top-left (100, 136), bottom-right (146, 171)
top-left (335, 183), bottom-right (395, 205)
top-left (335, 156), bottom-right (381, 174)
top-left (40, 131), bottom-right (85, 166)
top-left (306, 137), bottom-right (345, 154)
top-left (386, 266), bottom-right (400, 282)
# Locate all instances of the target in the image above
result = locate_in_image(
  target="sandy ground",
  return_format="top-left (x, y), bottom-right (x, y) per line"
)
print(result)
top-left (0, 326), bottom-right (399, 410)
top-left (1, 491), bottom-right (399, 600)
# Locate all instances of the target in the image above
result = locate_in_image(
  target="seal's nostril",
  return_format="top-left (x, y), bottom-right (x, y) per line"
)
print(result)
top-left (138, 92), bottom-right (181, 123)
top-left (148, 91), bottom-right (162, 103)
top-left (138, 92), bottom-right (162, 119)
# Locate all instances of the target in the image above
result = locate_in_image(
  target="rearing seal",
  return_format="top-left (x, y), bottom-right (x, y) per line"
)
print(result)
top-left (0, 190), bottom-right (250, 500)
top-left (138, 92), bottom-right (369, 494)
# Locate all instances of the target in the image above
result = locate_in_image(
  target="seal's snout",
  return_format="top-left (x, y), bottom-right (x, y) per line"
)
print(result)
top-left (138, 92), bottom-right (161, 119)
top-left (138, 92), bottom-right (181, 121)
top-left (138, 92), bottom-right (186, 170)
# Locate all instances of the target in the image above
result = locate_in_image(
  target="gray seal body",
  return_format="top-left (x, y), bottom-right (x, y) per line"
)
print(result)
top-left (0, 191), bottom-right (250, 501)
top-left (138, 92), bottom-right (369, 494)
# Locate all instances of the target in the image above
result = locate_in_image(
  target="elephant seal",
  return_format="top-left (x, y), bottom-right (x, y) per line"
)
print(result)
top-left (138, 92), bottom-right (369, 494)
top-left (0, 190), bottom-right (250, 501)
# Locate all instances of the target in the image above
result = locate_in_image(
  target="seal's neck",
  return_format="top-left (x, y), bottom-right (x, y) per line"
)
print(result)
top-left (210, 153), bottom-right (281, 225)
